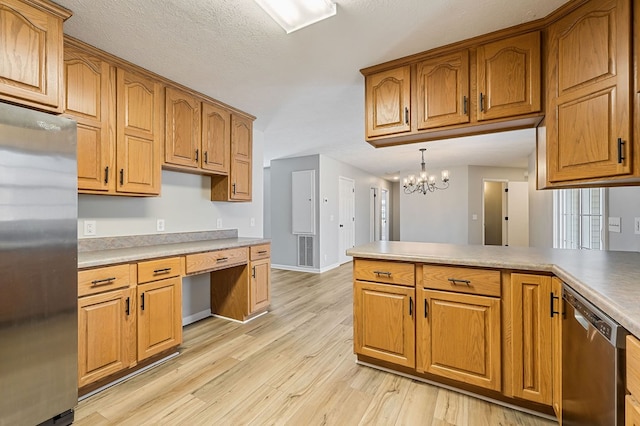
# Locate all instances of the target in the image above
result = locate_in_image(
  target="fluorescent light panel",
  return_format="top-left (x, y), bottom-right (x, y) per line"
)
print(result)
top-left (255, 0), bottom-right (336, 33)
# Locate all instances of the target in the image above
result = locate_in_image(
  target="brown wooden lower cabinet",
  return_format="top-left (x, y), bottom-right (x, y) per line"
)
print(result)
top-left (137, 276), bottom-right (183, 361)
top-left (353, 280), bottom-right (415, 368)
top-left (416, 288), bottom-right (501, 392)
top-left (250, 257), bottom-right (271, 313)
top-left (77, 287), bottom-right (136, 387)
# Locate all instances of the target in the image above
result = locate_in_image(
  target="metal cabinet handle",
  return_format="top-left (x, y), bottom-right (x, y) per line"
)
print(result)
top-left (404, 107), bottom-right (409, 124)
top-left (232, 183), bottom-right (237, 195)
top-left (373, 270), bottom-right (392, 277)
top-left (252, 266), bottom-right (256, 278)
top-left (125, 297), bottom-right (130, 316)
top-left (217, 257), bottom-right (229, 263)
top-left (618, 138), bottom-right (625, 164)
top-left (141, 293), bottom-right (145, 311)
top-left (550, 292), bottom-right (560, 317)
top-left (479, 93), bottom-right (485, 112)
top-left (258, 250), bottom-right (267, 254)
top-left (104, 166), bottom-right (109, 184)
top-left (463, 96), bottom-right (467, 115)
top-left (153, 267), bottom-right (172, 275)
top-left (448, 278), bottom-right (471, 286)
top-left (424, 299), bottom-right (428, 318)
top-left (409, 297), bottom-right (413, 316)
top-left (120, 169), bottom-right (124, 186)
top-left (91, 277), bottom-right (116, 286)
top-left (204, 151), bottom-right (208, 164)
top-left (195, 149), bottom-right (199, 162)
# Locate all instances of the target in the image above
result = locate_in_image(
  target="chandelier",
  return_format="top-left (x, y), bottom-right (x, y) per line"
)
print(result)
top-left (403, 148), bottom-right (450, 195)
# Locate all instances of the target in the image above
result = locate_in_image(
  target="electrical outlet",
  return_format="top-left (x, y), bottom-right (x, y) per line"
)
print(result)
top-left (216, 218), bottom-right (222, 229)
top-left (250, 217), bottom-right (255, 227)
top-left (84, 220), bottom-right (96, 236)
top-left (157, 219), bottom-right (165, 232)
top-left (608, 217), bottom-right (621, 233)
top-left (635, 217), bottom-right (640, 235)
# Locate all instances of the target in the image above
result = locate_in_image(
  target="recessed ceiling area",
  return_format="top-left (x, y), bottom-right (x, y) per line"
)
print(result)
top-left (55, 0), bottom-right (568, 177)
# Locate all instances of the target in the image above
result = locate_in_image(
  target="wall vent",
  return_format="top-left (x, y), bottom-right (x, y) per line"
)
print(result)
top-left (297, 235), bottom-right (314, 267)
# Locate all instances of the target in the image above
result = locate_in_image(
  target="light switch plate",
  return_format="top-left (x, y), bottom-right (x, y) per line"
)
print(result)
top-left (635, 217), bottom-right (640, 235)
top-left (608, 217), bottom-right (621, 233)
top-left (83, 220), bottom-right (96, 236)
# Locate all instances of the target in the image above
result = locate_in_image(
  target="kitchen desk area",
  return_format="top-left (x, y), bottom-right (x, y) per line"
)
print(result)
top-left (77, 230), bottom-right (270, 395)
top-left (347, 241), bottom-right (640, 425)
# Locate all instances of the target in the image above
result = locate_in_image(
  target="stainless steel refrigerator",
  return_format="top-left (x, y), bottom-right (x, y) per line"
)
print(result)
top-left (0, 102), bottom-right (78, 426)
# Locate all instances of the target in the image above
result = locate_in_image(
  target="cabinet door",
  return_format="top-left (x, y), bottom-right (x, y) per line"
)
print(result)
top-left (354, 280), bottom-right (415, 368)
top-left (551, 277), bottom-right (563, 422)
top-left (137, 276), bottom-right (182, 361)
top-left (416, 51), bottom-right (470, 129)
top-left (477, 31), bottom-right (541, 121)
top-left (627, 395), bottom-right (640, 426)
top-left (511, 273), bottom-right (552, 405)
top-left (250, 258), bottom-right (271, 314)
top-left (201, 102), bottom-right (230, 174)
top-left (365, 66), bottom-right (411, 137)
top-left (0, 0), bottom-right (68, 111)
top-left (547, 0), bottom-right (631, 183)
top-left (78, 287), bottom-right (136, 387)
top-left (116, 68), bottom-right (163, 195)
top-left (229, 114), bottom-right (252, 201)
top-left (64, 45), bottom-right (116, 192)
top-left (165, 87), bottom-right (201, 168)
top-left (417, 289), bottom-right (501, 391)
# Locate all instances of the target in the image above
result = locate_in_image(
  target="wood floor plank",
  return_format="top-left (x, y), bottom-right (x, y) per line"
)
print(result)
top-left (74, 263), bottom-right (556, 426)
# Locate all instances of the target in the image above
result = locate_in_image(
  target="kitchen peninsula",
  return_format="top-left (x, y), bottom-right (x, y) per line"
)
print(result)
top-left (347, 241), bottom-right (640, 421)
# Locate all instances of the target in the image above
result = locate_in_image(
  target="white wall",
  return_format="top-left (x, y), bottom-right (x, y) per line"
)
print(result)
top-left (319, 155), bottom-right (394, 270)
top-left (608, 186), bottom-right (640, 252)
top-left (528, 151), bottom-right (554, 248)
top-left (467, 165), bottom-right (528, 245)
top-left (400, 165), bottom-right (469, 243)
top-left (78, 130), bottom-right (265, 323)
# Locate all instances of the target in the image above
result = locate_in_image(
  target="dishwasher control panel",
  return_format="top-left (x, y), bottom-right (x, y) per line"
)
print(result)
top-left (563, 285), bottom-right (621, 345)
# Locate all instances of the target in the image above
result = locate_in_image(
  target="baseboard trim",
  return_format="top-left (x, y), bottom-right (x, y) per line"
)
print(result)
top-left (182, 309), bottom-right (212, 326)
top-left (355, 360), bottom-right (556, 422)
top-left (271, 263), bottom-right (341, 274)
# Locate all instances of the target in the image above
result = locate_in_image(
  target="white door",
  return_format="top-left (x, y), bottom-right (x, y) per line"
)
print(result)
top-left (339, 177), bottom-right (355, 264)
top-left (506, 181), bottom-right (529, 247)
top-left (369, 187), bottom-right (380, 242)
top-left (381, 188), bottom-right (389, 241)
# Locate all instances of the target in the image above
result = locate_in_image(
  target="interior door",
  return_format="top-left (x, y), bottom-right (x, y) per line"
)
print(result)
top-left (507, 181), bottom-right (529, 247)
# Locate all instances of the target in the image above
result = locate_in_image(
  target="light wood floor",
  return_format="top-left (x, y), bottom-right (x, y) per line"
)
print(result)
top-left (74, 263), bottom-right (556, 426)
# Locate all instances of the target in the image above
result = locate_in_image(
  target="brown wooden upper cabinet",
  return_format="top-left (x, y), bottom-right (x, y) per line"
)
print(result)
top-left (365, 66), bottom-right (412, 138)
top-left (0, 0), bottom-right (71, 112)
top-left (212, 114), bottom-right (253, 201)
top-left (476, 31), bottom-right (541, 121)
top-left (363, 31), bottom-right (542, 145)
top-left (545, 0), bottom-right (633, 185)
top-left (417, 50), bottom-right (470, 129)
top-left (164, 88), bottom-right (231, 176)
top-left (65, 42), bottom-right (163, 196)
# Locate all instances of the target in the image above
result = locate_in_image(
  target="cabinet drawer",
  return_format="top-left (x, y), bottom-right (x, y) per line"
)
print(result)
top-left (137, 257), bottom-right (183, 284)
top-left (354, 259), bottom-right (415, 286)
top-left (628, 335), bottom-right (640, 397)
top-left (78, 264), bottom-right (133, 297)
top-left (186, 247), bottom-right (248, 274)
top-left (422, 265), bottom-right (500, 297)
top-left (250, 244), bottom-right (271, 261)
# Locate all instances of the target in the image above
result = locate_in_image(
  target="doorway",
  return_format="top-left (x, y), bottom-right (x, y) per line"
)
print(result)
top-left (380, 188), bottom-right (389, 241)
top-left (338, 177), bottom-right (355, 264)
top-left (483, 180), bottom-right (529, 247)
top-left (369, 187), bottom-right (380, 242)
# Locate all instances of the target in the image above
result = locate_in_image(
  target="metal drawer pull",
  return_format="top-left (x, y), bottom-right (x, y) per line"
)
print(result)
top-left (409, 297), bottom-right (413, 316)
top-left (257, 250), bottom-right (267, 254)
top-left (91, 277), bottom-right (116, 286)
top-left (217, 257), bottom-right (229, 262)
top-left (550, 292), bottom-right (560, 317)
top-left (153, 267), bottom-right (172, 275)
top-left (141, 293), bottom-right (145, 311)
top-left (448, 278), bottom-right (471, 286)
top-left (252, 266), bottom-right (256, 278)
top-left (373, 270), bottom-right (392, 277)
top-left (125, 297), bottom-right (130, 316)
top-left (618, 138), bottom-right (625, 164)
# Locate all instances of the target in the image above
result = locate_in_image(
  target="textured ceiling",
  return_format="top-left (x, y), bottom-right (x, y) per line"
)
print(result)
top-left (55, 0), bottom-right (569, 177)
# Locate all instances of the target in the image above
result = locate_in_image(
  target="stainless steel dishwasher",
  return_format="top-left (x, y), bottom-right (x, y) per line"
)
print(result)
top-left (562, 284), bottom-right (627, 426)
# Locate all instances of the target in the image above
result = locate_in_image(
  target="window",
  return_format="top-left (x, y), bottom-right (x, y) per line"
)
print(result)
top-left (553, 188), bottom-right (607, 250)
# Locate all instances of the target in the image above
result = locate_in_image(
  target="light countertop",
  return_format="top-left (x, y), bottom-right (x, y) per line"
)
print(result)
top-left (347, 241), bottom-right (640, 337)
top-left (78, 234), bottom-right (269, 269)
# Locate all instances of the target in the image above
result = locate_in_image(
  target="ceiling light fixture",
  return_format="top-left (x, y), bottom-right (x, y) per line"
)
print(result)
top-left (254, 0), bottom-right (337, 34)
top-left (403, 149), bottom-right (450, 195)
